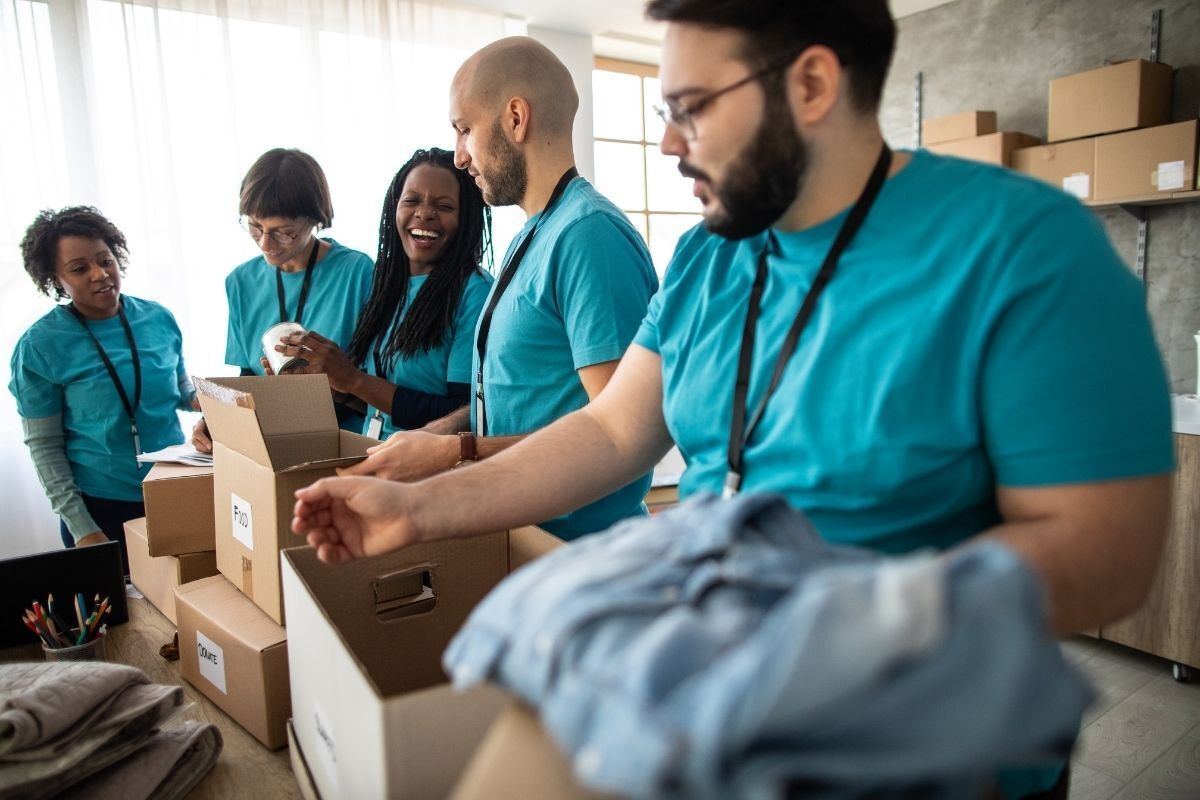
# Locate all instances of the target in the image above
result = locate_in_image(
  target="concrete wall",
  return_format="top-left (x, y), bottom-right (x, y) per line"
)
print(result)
top-left (880, 0), bottom-right (1200, 394)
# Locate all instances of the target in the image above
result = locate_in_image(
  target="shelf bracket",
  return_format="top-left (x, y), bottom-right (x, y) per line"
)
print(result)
top-left (1150, 9), bottom-right (1162, 63)
top-left (1120, 205), bottom-right (1149, 281)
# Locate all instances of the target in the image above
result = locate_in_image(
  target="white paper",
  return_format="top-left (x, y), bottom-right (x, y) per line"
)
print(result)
top-left (231, 493), bottom-right (254, 550)
top-left (1062, 173), bottom-right (1090, 199)
top-left (196, 630), bottom-right (227, 694)
top-left (313, 702), bottom-right (339, 791)
top-left (136, 443), bottom-right (213, 466)
top-left (1156, 160), bottom-right (1185, 191)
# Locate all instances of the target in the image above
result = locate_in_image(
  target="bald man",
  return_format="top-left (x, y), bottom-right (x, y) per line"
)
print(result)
top-left (341, 37), bottom-right (659, 541)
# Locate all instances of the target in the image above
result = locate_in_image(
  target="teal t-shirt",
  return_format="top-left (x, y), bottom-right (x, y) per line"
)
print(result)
top-left (224, 238), bottom-right (373, 373)
top-left (636, 148), bottom-right (1173, 555)
top-left (637, 150), bottom-right (1174, 796)
top-left (472, 177), bottom-right (660, 539)
top-left (363, 270), bottom-right (493, 439)
top-left (9, 296), bottom-right (193, 502)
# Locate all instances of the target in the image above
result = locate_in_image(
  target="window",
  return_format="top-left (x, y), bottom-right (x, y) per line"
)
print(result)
top-left (592, 58), bottom-right (701, 278)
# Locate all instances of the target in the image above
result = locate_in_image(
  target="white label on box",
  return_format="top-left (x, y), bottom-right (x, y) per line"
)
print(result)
top-left (195, 630), bottom-right (227, 694)
top-left (1156, 160), bottom-right (1185, 191)
top-left (230, 493), bottom-right (253, 550)
top-left (1062, 173), bottom-right (1090, 199)
top-left (313, 701), bottom-right (339, 793)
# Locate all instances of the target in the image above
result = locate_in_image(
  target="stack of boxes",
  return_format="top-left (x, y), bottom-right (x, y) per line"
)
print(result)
top-left (1011, 59), bottom-right (1195, 203)
top-left (173, 374), bottom-right (375, 749)
top-left (923, 110), bottom-right (1040, 167)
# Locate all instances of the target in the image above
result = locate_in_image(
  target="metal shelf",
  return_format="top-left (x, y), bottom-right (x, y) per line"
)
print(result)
top-left (1085, 190), bottom-right (1200, 210)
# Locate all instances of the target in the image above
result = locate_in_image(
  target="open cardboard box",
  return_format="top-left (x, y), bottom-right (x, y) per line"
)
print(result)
top-left (194, 375), bottom-right (374, 624)
top-left (283, 526), bottom-right (561, 800)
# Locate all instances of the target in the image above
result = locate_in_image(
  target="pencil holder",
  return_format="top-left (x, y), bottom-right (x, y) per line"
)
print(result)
top-left (43, 629), bottom-right (107, 662)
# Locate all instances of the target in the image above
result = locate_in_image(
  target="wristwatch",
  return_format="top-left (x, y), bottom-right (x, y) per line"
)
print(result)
top-left (454, 431), bottom-right (478, 468)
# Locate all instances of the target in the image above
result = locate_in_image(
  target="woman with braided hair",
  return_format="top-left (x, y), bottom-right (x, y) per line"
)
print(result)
top-left (271, 147), bottom-right (493, 439)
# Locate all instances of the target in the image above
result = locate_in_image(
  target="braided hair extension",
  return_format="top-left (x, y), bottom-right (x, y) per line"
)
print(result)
top-left (347, 148), bottom-right (492, 372)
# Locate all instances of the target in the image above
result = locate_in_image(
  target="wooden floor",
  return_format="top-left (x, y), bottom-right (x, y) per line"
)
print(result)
top-left (1064, 636), bottom-right (1200, 799)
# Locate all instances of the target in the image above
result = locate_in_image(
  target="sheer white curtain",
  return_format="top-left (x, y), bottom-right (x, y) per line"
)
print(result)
top-left (0, 0), bottom-right (525, 558)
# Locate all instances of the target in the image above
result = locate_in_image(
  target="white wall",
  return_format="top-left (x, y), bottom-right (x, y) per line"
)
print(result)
top-left (528, 25), bottom-right (597, 181)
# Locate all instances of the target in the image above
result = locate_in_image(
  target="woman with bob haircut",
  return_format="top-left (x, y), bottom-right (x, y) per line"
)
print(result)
top-left (270, 147), bottom-right (493, 439)
top-left (194, 148), bottom-right (374, 451)
top-left (10, 206), bottom-right (196, 571)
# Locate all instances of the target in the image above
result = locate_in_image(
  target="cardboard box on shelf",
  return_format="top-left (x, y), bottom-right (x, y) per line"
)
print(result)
top-left (283, 526), bottom-right (562, 800)
top-left (176, 574), bottom-right (289, 749)
top-left (1011, 138), bottom-right (1097, 201)
top-left (926, 132), bottom-right (1041, 167)
top-left (194, 375), bottom-right (373, 624)
top-left (1093, 120), bottom-right (1197, 203)
top-left (141, 463), bottom-right (215, 556)
top-left (450, 703), bottom-right (604, 800)
top-left (1048, 59), bottom-right (1173, 143)
top-left (922, 110), bottom-right (997, 146)
top-left (125, 517), bottom-right (217, 624)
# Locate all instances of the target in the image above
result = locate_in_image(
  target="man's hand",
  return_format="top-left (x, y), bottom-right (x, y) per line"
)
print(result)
top-left (276, 331), bottom-right (362, 393)
top-left (337, 430), bottom-right (458, 481)
top-left (192, 418), bottom-right (213, 454)
top-left (76, 531), bottom-right (109, 546)
top-left (292, 477), bottom-right (420, 563)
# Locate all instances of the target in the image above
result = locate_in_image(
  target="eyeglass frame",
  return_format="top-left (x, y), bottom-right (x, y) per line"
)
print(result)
top-left (654, 54), bottom-right (800, 141)
top-left (239, 216), bottom-right (314, 247)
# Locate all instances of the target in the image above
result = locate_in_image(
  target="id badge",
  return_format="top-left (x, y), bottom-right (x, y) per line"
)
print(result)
top-left (366, 412), bottom-right (384, 440)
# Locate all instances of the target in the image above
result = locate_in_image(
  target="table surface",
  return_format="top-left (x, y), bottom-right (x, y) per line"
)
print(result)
top-left (0, 594), bottom-right (300, 799)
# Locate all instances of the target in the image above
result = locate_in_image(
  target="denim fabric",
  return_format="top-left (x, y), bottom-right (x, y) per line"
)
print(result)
top-left (444, 493), bottom-right (1093, 799)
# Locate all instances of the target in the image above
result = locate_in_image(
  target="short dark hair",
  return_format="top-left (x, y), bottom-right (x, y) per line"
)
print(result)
top-left (20, 206), bottom-right (130, 299)
top-left (239, 148), bottom-right (334, 228)
top-left (346, 148), bottom-right (493, 368)
top-left (645, 0), bottom-right (896, 112)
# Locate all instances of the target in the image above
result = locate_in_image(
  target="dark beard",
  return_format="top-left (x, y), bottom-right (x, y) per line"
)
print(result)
top-left (481, 118), bottom-right (528, 207)
top-left (693, 85), bottom-right (807, 240)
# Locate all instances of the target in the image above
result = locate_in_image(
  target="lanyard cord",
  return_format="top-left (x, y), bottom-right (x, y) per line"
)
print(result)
top-left (473, 167), bottom-right (579, 435)
top-left (724, 144), bottom-right (893, 498)
top-left (68, 298), bottom-right (143, 457)
top-left (275, 236), bottom-right (321, 325)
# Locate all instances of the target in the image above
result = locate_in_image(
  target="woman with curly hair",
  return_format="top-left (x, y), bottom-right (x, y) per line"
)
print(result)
top-left (270, 147), bottom-right (493, 439)
top-left (9, 206), bottom-right (196, 570)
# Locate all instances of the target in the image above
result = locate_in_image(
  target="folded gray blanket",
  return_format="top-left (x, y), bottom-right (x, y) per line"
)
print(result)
top-left (0, 662), bottom-right (221, 800)
top-left (58, 721), bottom-right (223, 800)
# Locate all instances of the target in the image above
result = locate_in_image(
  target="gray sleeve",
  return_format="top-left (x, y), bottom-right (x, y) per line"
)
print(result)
top-left (20, 415), bottom-right (100, 541)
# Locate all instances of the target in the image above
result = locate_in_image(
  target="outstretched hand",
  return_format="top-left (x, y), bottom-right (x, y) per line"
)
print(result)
top-left (292, 476), bottom-right (419, 564)
top-left (336, 430), bottom-right (458, 482)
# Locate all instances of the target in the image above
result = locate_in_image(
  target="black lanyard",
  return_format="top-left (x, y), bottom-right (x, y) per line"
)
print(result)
top-left (69, 298), bottom-right (143, 458)
top-left (474, 167), bottom-right (579, 435)
top-left (724, 144), bottom-right (892, 498)
top-left (275, 237), bottom-right (321, 325)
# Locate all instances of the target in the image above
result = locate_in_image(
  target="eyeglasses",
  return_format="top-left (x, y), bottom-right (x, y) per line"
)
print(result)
top-left (239, 216), bottom-right (311, 246)
top-left (654, 55), bottom-right (796, 141)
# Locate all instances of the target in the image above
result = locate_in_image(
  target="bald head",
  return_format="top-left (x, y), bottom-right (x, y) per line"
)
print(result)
top-left (453, 37), bottom-right (579, 139)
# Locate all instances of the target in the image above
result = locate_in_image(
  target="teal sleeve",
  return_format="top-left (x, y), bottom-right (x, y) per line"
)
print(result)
top-left (633, 288), bottom-right (666, 355)
top-left (447, 274), bottom-right (491, 384)
top-left (981, 201), bottom-right (1174, 486)
top-left (552, 215), bottom-right (657, 369)
top-left (21, 415), bottom-right (100, 541)
top-left (9, 334), bottom-right (63, 418)
top-left (224, 273), bottom-right (250, 369)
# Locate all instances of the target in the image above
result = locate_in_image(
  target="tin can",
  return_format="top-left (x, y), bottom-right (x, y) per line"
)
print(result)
top-left (262, 322), bottom-right (309, 374)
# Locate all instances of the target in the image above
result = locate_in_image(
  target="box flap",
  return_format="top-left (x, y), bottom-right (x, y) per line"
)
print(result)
top-left (175, 574), bottom-right (286, 652)
top-left (195, 375), bottom-right (339, 469)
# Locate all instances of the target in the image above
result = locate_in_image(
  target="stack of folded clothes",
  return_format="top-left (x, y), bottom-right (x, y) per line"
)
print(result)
top-left (445, 492), bottom-right (1095, 799)
top-left (0, 661), bottom-right (221, 800)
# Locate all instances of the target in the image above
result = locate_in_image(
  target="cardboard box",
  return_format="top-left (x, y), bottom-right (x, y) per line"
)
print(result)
top-left (922, 110), bottom-right (997, 146)
top-left (1094, 120), bottom-right (1198, 202)
top-left (125, 517), bottom-right (218, 624)
top-left (450, 703), bottom-right (605, 800)
top-left (176, 574), bottom-right (289, 749)
top-left (1012, 138), bottom-right (1097, 201)
top-left (926, 132), bottom-right (1041, 167)
top-left (1048, 59), bottom-right (1173, 143)
top-left (141, 463), bottom-right (215, 556)
top-left (283, 526), bottom-right (562, 800)
top-left (194, 375), bottom-right (373, 624)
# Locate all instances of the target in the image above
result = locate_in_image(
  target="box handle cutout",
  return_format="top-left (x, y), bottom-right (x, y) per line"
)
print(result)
top-left (372, 564), bottom-right (436, 621)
